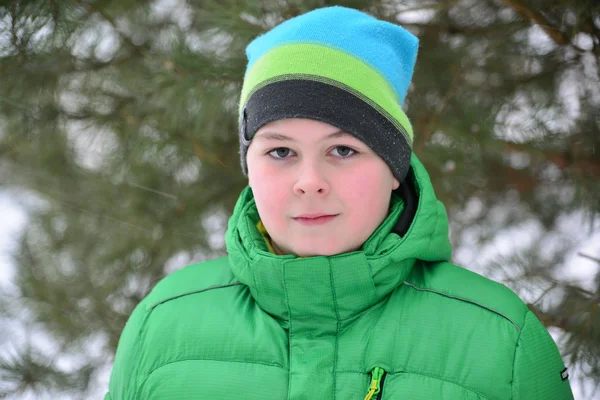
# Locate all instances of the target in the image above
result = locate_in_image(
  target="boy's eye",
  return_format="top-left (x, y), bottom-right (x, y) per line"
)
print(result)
top-left (268, 147), bottom-right (294, 159)
top-left (267, 146), bottom-right (356, 159)
top-left (331, 146), bottom-right (355, 157)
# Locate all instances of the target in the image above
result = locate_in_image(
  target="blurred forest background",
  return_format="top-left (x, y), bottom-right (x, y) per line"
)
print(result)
top-left (0, 0), bottom-right (599, 398)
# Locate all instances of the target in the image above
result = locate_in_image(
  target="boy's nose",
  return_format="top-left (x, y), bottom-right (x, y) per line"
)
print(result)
top-left (293, 165), bottom-right (330, 196)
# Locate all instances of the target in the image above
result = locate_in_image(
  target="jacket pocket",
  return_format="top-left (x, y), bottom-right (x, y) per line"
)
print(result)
top-left (363, 367), bottom-right (387, 400)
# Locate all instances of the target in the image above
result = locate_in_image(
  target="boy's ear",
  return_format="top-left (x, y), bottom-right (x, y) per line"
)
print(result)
top-left (393, 177), bottom-right (400, 190)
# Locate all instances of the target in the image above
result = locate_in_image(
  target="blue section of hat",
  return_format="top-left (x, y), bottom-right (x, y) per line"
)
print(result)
top-left (244, 6), bottom-right (419, 105)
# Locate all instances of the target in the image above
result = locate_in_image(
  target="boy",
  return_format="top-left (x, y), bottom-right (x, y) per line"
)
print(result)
top-left (106, 6), bottom-right (574, 399)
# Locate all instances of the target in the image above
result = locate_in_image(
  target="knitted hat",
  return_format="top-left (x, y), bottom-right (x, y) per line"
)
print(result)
top-left (238, 6), bottom-right (419, 182)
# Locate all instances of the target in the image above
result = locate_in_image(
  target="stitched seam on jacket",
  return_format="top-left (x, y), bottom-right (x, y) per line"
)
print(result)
top-left (329, 259), bottom-right (341, 400)
top-left (146, 282), bottom-right (243, 311)
top-left (402, 281), bottom-right (522, 333)
top-left (139, 358), bottom-right (287, 394)
top-left (423, 199), bottom-right (440, 257)
top-left (283, 264), bottom-right (293, 400)
top-left (333, 370), bottom-right (490, 399)
top-left (132, 305), bottom-right (153, 400)
top-left (391, 370), bottom-right (491, 400)
top-left (510, 310), bottom-right (527, 400)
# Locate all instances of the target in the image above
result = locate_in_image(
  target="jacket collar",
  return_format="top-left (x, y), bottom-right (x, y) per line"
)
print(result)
top-left (225, 154), bottom-right (452, 322)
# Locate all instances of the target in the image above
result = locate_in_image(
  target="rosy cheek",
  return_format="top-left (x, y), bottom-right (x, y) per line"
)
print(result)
top-left (251, 164), bottom-right (288, 224)
top-left (348, 171), bottom-right (377, 199)
top-left (343, 166), bottom-right (387, 220)
top-left (256, 163), bottom-right (284, 190)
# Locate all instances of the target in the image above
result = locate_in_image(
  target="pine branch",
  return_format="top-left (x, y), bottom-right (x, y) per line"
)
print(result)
top-left (499, 0), bottom-right (583, 51)
top-left (510, 147), bottom-right (600, 179)
top-left (0, 342), bottom-right (94, 397)
top-left (527, 300), bottom-right (599, 342)
top-left (71, 0), bottom-right (190, 77)
top-left (419, 66), bottom-right (463, 145)
top-left (10, 2), bottom-right (17, 47)
top-left (579, 253), bottom-right (600, 264)
top-left (400, 20), bottom-right (525, 36)
top-left (395, 1), bottom-right (455, 15)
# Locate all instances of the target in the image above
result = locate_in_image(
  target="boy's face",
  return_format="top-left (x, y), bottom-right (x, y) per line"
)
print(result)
top-left (247, 118), bottom-right (400, 257)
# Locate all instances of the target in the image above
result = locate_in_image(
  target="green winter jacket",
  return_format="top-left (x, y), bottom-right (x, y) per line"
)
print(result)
top-left (106, 154), bottom-right (574, 399)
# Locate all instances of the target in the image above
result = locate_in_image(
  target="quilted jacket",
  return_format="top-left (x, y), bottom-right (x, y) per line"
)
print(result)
top-left (106, 154), bottom-right (574, 399)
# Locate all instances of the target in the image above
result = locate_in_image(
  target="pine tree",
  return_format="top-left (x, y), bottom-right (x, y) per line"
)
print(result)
top-left (0, 0), bottom-right (598, 398)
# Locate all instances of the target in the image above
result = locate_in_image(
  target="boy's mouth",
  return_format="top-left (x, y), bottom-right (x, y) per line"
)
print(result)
top-left (293, 213), bottom-right (339, 226)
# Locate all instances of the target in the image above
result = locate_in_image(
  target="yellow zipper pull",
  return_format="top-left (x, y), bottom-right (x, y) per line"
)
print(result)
top-left (363, 367), bottom-right (385, 400)
top-left (363, 379), bottom-right (378, 400)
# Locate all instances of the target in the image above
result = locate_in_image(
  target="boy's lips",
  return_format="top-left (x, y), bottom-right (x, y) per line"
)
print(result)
top-left (292, 213), bottom-right (339, 226)
top-left (294, 213), bottom-right (338, 219)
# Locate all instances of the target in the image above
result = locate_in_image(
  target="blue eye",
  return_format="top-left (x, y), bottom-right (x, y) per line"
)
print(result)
top-left (331, 146), bottom-right (356, 157)
top-left (268, 148), bottom-right (294, 159)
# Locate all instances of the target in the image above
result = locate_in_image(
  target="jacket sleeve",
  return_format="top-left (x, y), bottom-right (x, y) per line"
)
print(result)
top-left (512, 310), bottom-right (574, 399)
top-left (105, 300), bottom-right (148, 400)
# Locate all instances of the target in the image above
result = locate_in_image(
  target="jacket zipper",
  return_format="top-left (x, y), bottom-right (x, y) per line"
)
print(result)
top-left (376, 371), bottom-right (387, 400)
top-left (363, 367), bottom-right (387, 400)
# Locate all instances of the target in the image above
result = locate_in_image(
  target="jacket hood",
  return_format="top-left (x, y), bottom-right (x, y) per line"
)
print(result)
top-left (225, 153), bottom-right (452, 322)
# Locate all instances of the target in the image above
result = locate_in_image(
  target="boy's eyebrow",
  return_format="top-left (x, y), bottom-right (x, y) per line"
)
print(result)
top-left (254, 130), bottom-right (352, 142)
